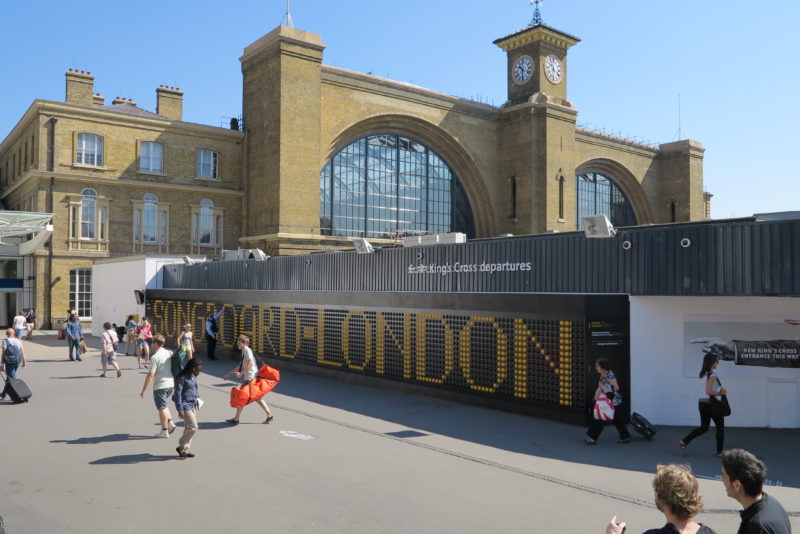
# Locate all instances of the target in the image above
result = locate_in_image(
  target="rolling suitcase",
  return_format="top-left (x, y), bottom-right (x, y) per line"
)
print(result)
top-left (629, 412), bottom-right (656, 440)
top-left (1, 371), bottom-right (32, 404)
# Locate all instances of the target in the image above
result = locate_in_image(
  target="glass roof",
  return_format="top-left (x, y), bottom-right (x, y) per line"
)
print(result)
top-left (0, 211), bottom-right (53, 243)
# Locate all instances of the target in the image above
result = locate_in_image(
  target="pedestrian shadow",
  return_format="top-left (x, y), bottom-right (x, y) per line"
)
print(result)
top-left (90, 453), bottom-right (176, 465)
top-left (51, 433), bottom-right (153, 444)
top-left (198, 421), bottom-right (237, 430)
top-left (50, 375), bottom-right (100, 380)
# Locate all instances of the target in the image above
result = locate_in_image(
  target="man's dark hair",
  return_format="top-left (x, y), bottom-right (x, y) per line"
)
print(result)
top-left (720, 449), bottom-right (766, 497)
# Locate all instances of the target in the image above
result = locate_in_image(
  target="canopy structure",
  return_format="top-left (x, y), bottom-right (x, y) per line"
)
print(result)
top-left (0, 211), bottom-right (54, 255)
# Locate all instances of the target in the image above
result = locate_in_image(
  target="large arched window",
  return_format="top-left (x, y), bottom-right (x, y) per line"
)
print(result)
top-left (320, 134), bottom-right (475, 238)
top-left (576, 172), bottom-right (636, 228)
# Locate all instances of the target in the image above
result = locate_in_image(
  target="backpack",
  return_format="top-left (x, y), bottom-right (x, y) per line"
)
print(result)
top-left (170, 349), bottom-right (187, 377)
top-left (3, 339), bottom-right (21, 364)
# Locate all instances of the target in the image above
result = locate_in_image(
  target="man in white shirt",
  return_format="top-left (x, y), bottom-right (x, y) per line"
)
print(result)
top-left (12, 311), bottom-right (27, 339)
top-left (139, 334), bottom-right (177, 438)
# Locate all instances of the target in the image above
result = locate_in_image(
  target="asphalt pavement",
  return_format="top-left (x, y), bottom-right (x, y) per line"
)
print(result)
top-left (1, 332), bottom-right (798, 533)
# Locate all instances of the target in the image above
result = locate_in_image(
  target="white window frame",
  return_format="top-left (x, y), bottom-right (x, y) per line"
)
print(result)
top-left (139, 141), bottom-right (163, 173)
top-left (132, 193), bottom-right (170, 253)
top-left (191, 198), bottom-right (224, 253)
top-left (69, 268), bottom-right (92, 319)
top-left (76, 133), bottom-right (103, 166)
top-left (67, 188), bottom-right (110, 251)
top-left (196, 149), bottom-right (218, 180)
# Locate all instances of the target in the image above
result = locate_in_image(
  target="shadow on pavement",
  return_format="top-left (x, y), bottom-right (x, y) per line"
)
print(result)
top-left (51, 434), bottom-right (154, 445)
top-left (89, 453), bottom-right (176, 465)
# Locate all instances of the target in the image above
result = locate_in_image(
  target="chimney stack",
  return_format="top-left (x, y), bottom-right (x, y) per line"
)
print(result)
top-left (92, 93), bottom-right (105, 106)
top-left (65, 69), bottom-right (95, 106)
top-left (156, 85), bottom-right (184, 120)
top-left (112, 96), bottom-right (137, 106)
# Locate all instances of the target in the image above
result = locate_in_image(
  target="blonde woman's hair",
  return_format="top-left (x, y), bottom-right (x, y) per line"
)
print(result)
top-left (653, 464), bottom-right (703, 519)
top-left (237, 335), bottom-right (250, 345)
top-left (183, 324), bottom-right (192, 331)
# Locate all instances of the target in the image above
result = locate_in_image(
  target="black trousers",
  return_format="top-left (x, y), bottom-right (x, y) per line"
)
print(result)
top-left (586, 405), bottom-right (631, 441)
top-left (682, 401), bottom-right (725, 453)
top-left (206, 335), bottom-right (217, 360)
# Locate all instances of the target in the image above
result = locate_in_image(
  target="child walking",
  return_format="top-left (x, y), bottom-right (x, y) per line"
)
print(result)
top-left (100, 322), bottom-right (122, 378)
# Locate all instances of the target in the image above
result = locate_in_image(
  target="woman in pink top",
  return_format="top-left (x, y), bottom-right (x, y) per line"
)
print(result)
top-left (135, 318), bottom-right (153, 369)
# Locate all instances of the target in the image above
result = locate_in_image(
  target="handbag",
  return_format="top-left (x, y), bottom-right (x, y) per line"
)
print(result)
top-left (593, 393), bottom-right (615, 421)
top-left (709, 376), bottom-right (732, 417)
top-left (79, 337), bottom-right (88, 354)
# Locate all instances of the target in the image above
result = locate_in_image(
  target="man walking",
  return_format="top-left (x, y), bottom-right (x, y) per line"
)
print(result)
top-left (1, 328), bottom-right (27, 400)
top-left (25, 308), bottom-right (36, 340)
top-left (720, 449), bottom-right (791, 534)
top-left (139, 334), bottom-right (177, 438)
top-left (205, 308), bottom-right (223, 360)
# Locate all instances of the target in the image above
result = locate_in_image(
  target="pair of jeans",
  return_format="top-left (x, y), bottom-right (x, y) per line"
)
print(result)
top-left (682, 400), bottom-right (725, 453)
top-left (68, 338), bottom-right (81, 359)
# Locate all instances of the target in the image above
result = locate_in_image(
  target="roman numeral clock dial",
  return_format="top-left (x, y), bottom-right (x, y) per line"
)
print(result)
top-left (512, 55), bottom-right (533, 85)
top-left (544, 54), bottom-right (562, 83)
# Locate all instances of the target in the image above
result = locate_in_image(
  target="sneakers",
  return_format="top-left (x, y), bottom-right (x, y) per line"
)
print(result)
top-left (168, 422), bottom-right (177, 435)
top-left (117, 369), bottom-right (122, 378)
top-left (99, 373), bottom-right (106, 378)
top-left (264, 415), bottom-right (274, 424)
top-left (154, 429), bottom-right (170, 438)
top-left (584, 436), bottom-right (597, 445)
top-left (618, 438), bottom-right (632, 444)
top-left (225, 418), bottom-right (240, 425)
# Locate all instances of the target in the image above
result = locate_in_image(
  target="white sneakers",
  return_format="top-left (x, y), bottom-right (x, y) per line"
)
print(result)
top-left (154, 429), bottom-right (170, 438)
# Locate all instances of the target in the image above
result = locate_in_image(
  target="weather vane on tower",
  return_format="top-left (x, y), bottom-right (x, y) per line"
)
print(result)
top-left (530, 0), bottom-right (544, 26)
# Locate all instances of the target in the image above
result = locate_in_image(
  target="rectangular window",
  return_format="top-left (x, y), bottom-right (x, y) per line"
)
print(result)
top-left (69, 268), bottom-right (92, 318)
top-left (197, 149), bottom-right (218, 179)
top-left (77, 134), bottom-right (103, 166)
top-left (159, 211), bottom-right (168, 244)
top-left (140, 142), bottom-right (163, 173)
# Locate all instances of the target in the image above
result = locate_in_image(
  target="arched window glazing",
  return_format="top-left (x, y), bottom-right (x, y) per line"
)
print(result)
top-left (80, 188), bottom-right (97, 239)
top-left (576, 172), bottom-right (636, 228)
top-left (320, 134), bottom-right (475, 238)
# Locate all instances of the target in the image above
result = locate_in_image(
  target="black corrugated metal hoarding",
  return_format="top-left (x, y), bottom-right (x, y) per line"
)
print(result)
top-left (161, 219), bottom-right (800, 296)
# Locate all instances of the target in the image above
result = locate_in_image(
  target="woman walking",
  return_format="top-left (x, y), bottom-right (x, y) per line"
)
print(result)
top-left (223, 335), bottom-right (274, 425)
top-left (680, 353), bottom-right (727, 457)
top-left (173, 359), bottom-right (202, 458)
top-left (100, 322), bottom-right (122, 378)
top-left (1, 328), bottom-right (27, 400)
top-left (177, 324), bottom-right (195, 360)
top-left (585, 358), bottom-right (631, 445)
top-left (135, 318), bottom-right (153, 368)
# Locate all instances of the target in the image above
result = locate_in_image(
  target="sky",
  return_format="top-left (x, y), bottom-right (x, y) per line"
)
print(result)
top-left (1, 0), bottom-right (798, 219)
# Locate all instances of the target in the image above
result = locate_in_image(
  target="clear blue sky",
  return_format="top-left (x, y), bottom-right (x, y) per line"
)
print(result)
top-left (2, 0), bottom-right (798, 219)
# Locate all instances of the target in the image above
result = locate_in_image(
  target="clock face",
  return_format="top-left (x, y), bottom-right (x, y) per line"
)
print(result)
top-left (544, 55), bottom-right (563, 83)
top-left (512, 55), bottom-right (533, 85)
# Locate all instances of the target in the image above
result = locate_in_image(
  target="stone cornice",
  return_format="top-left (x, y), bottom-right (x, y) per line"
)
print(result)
top-left (3, 170), bottom-right (245, 198)
top-left (575, 129), bottom-right (659, 157)
top-left (29, 100), bottom-right (243, 140)
top-left (321, 66), bottom-right (499, 120)
top-left (494, 24), bottom-right (580, 52)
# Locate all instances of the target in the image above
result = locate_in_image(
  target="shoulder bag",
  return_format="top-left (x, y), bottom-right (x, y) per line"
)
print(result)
top-left (709, 375), bottom-right (731, 417)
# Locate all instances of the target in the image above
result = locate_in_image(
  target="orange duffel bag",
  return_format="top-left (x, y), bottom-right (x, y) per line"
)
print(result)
top-left (229, 365), bottom-right (280, 408)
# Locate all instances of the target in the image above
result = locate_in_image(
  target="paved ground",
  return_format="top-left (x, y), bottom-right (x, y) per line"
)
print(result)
top-left (2, 333), bottom-right (798, 534)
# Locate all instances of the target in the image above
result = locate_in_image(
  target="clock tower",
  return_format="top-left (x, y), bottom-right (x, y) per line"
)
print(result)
top-left (494, 24), bottom-right (580, 106)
